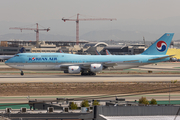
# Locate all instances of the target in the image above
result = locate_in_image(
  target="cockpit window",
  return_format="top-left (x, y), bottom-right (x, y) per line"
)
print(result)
top-left (15, 55), bottom-right (19, 57)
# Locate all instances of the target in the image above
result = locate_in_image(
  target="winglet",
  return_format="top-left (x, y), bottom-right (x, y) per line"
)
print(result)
top-left (141, 33), bottom-right (174, 55)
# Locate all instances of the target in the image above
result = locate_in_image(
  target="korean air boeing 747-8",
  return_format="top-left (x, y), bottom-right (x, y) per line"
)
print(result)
top-left (5, 33), bottom-right (174, 76)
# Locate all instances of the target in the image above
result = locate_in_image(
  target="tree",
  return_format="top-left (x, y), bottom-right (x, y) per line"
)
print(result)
top-left (70, 102), bottom-right (78, 109)
top-left (81, 100), bottom-right (90, 107)
top-left (139, 97), bottom-right (149, 105)
top-left (92, 100), bottom-right (100, 106)
top-left (150, 98), bottom-right (157, 105)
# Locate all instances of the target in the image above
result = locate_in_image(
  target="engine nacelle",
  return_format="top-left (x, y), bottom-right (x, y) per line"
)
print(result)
top-left (68, 66), bottom-right (81, 74)
top-left (90, 64), bottom-right (103, 72)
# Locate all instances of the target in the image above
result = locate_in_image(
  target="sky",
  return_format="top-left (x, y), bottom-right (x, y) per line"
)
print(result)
top-left (1, 0), bottom-right (179, 22)
top-left (1, 0), bottom-right (180, 40)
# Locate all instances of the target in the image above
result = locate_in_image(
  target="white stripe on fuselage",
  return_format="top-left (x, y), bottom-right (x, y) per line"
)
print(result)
top-left (6, 62), bottom-right (149, 71)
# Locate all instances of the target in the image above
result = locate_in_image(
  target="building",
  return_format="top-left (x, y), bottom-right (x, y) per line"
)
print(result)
top-left (0, 40), bottom-right (89, 55)
top-left (83, 42), bottom-right (108, 55)
top-left (1, 40), bottom-right (88, 47)
top-left (0, 39), bottom-right (147, 55)
top-left (100, 44), bottom-right (146, 55)
top-left (128, 44), bottom-right (146, 55)
top-left (0, 47), bottom-right (31, 55)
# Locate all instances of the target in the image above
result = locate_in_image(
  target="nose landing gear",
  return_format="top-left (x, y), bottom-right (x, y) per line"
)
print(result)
top-left (20, 71), bottom-right (24, 76)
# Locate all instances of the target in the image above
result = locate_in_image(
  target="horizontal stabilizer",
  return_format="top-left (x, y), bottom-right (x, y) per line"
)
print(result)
top-left (148, 55), bottom-right (174, 61)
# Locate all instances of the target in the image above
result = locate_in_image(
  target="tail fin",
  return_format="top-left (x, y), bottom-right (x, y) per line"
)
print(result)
top-left (141, 33), bottom-right (174, 55)
top-left (71, 49), bottom-right (73, 54)
top-left (106, 49), bottom-right (111, 55)
top-left (59, 49), bottom-right (63, 53)
top-left (95, 50), bottom-right (101, 55)
top-left (18, 47), bottom-right (25, 53)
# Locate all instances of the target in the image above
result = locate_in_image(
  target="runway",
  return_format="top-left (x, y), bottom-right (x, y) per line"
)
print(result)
top-left (0, 74), bottom-right (180, 83)
top-left (0, 62), bottom-right (180, 83)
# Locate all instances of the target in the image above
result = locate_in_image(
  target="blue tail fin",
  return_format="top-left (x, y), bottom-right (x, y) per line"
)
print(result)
top-left (18, 47), bottom-right (25, 53)
top-left (141, 33), bottom-right (174, 55)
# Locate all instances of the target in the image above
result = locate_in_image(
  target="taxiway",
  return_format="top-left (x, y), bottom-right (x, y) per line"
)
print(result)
top-left (0, 74), bottom-right (179, 83)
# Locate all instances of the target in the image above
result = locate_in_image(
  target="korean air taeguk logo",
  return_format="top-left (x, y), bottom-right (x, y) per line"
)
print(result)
top-left (156, 41), bottom-right (167, 52)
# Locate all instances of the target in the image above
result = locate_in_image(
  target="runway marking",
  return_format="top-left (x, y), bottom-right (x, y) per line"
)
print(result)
top-left (27, 80), bottom-right (43, 82)
top-left (103, 79), bottom-right (118, 82)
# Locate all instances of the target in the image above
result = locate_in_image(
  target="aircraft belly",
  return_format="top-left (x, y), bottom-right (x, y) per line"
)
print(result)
top-left (24, 65), bottom-right (58, 70)
top-left (8, 64), bottom-right (24, 69)
top-left (6, 63), bottom-right (58, 70)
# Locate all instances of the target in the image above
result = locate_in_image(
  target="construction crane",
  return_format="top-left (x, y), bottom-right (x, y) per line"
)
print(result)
top-left (62, 13), bottom-right (116, 45)
top-left (9, 23), bottom-right (50, 46)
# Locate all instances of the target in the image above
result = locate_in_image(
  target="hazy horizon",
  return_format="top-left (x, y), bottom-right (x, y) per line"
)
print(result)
top-left (1, 0), bottom-right (180, 41)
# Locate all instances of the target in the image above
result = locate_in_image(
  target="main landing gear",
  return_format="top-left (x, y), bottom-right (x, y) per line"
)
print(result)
top-left (81, 71), bottom-right (96, 76)
top-left (20, 70), bottom-right (24, 76)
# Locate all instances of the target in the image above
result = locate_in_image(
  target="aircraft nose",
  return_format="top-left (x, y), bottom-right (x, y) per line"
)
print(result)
top-left (5, 58), bottom-right (13, 65)
top-left (5, 59), bottom-right (9, 65)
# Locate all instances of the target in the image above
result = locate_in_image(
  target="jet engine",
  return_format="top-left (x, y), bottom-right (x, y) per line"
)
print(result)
top-left (68, 66), bottom-right (81, 74)
top-left (90, 64), bottom-right (103, 72)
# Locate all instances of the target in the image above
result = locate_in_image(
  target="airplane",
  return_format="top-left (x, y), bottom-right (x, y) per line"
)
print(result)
top-left (5, 33), bottom-right (174, 76)
top-left (105, 49), bottom-right (111, 55)
top-left (59, 49), bottom-right (63, 53)
top-left (0, 47), bottom-right (25, 61)
top-left (0, 55), bottom-right (14, 61)
top-left (95, 49), bottom-right (111, 55)
top-left (95, 50), bottom-right (101, 55)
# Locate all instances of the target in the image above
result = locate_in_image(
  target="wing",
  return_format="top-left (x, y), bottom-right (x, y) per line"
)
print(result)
top-left (102, 60), bottom-right (139, 67)
top-left (59, 59), bottom-right (140, 70)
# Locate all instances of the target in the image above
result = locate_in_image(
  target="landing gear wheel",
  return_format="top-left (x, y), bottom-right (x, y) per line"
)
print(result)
top-left (81, 72), bottom-right (87, 76)
top-left (20, 71), bottom-right (24, 76)
top-left (81, 72), bottom-right (84, 76)
top-left (81, 71), bottom-right (96, 76)
top-left (92, 73), bottom-right (96, 76)
top-left (88, 71), bottom-right (96, 76)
